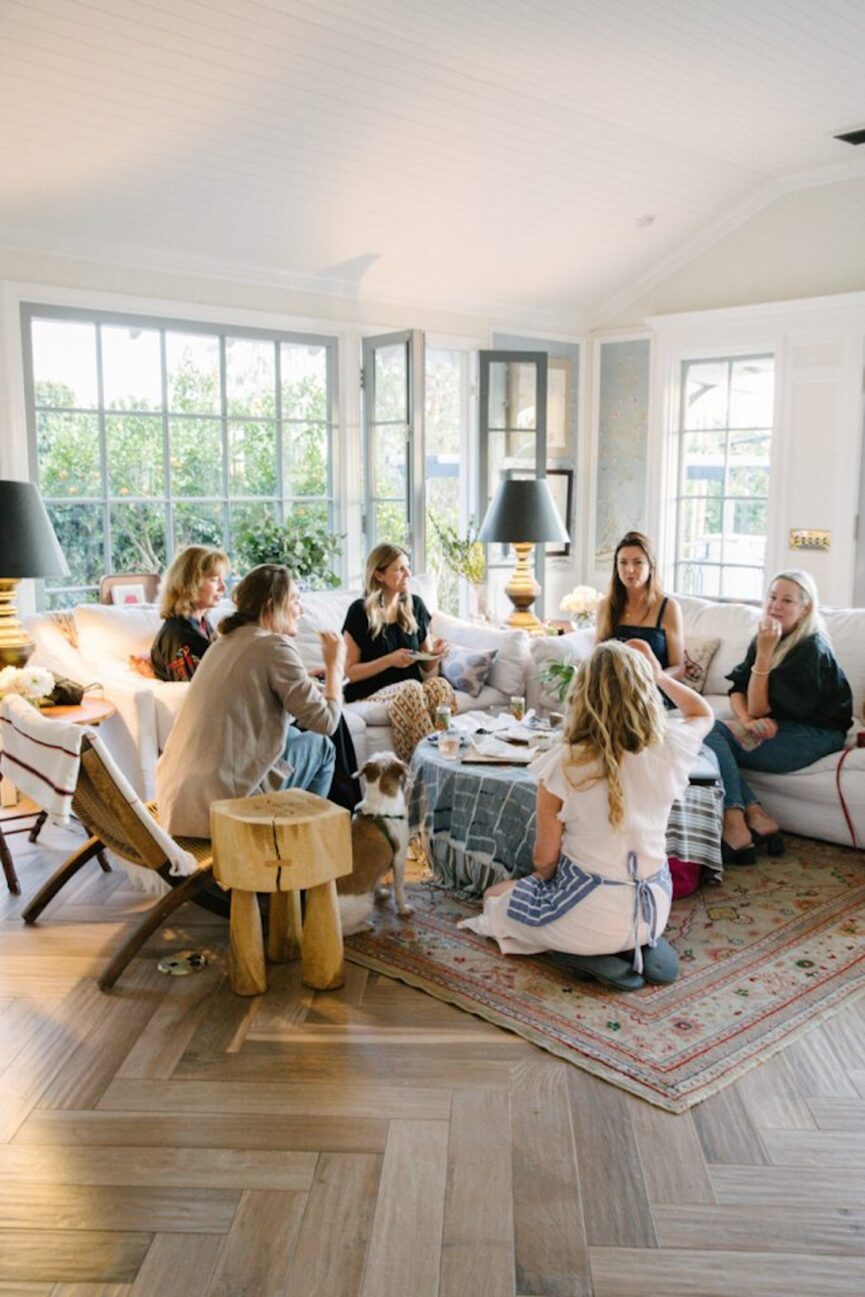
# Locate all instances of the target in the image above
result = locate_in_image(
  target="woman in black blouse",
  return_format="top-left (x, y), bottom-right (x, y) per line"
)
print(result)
top-left (151, 545), bottom-right (229, 681)
top-left (343, 543), bottom-right (455, 762)
top-left (704, 569), bottom-right (852, 862)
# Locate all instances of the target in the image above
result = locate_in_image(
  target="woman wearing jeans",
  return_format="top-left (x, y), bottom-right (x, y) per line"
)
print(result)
top-left (703, 569), bottom-right (852, 864)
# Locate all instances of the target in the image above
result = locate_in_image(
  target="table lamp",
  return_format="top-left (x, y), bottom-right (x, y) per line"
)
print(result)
top-left (478, 478), bottom-right (569, 629)
top-left (0, 480), bottom-right (69, 666)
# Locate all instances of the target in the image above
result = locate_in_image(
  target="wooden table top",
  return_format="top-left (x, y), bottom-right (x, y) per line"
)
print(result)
top-left (40, 697), bottom-right (117, 725)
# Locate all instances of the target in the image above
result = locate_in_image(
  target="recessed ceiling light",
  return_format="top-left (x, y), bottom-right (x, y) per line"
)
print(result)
top-left (635, 214), bottom-right (656, 228)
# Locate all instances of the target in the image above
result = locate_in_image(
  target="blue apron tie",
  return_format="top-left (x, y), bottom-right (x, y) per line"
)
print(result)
top-left (627, 850), bottom-right (661, 975)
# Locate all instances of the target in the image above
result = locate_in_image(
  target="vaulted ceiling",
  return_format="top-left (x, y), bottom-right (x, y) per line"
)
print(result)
top-left (2, 0), bottom-right (865, 326)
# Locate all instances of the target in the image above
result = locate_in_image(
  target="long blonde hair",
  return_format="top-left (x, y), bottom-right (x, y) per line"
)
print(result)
top-left (561, 641), bottom-right (666, 828)
top-left (363, 544), bottom-right (418, 639)
top-left (159, 545), bottom-right (228, 620)
top-left (596, 531), bottom-right (665, 641)
top-left (765, 569), bottom-right (826, 667)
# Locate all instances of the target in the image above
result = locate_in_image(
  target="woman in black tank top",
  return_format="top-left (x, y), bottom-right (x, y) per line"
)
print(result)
top-left (595, 532), bottom-right (685, 684)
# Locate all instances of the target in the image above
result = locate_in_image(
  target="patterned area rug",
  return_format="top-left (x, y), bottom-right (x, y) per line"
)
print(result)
top-left (345, 836), bottom-right (864, 1111)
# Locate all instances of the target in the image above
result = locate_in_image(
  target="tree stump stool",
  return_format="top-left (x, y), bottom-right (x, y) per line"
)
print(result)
top-left (210, 788), bottom-right (352, 997)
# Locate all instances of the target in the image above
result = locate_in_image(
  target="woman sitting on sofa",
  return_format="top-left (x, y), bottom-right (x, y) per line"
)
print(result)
top-left (156, 564), bottom-right (345, 838)
top-left (596, 531), bottom-right (685, 691)
top-left (342, 543), bottom-right (455, 763)
top-left (703, 569), bottom-right (852, 863)
top-left (151, 544), bottom-right (229, 682)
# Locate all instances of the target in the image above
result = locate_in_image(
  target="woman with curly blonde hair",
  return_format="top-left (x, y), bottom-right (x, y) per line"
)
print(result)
top-left (460, 640), bottom-right (713, 991)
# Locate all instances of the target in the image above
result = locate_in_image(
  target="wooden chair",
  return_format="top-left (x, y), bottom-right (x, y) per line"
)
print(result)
top-left (99, 572), bottom-right (160, 605)
top-left (22, 735), bottom-right (223, 990)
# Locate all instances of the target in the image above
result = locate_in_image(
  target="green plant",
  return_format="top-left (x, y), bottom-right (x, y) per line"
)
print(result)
top-left (429, 514), bottom-right (485, 584)
top-left (234, 514), bottom-right (344, 589)
top-left (539, 659), bottom-right (577, 704)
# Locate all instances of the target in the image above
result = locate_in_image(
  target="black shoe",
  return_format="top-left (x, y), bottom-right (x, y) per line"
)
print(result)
top-left (549, 951), bottom-right (645, 992)
top-left (721, 838), bottom-right (757, 866)
top-left (751, 830), bottom-right (785, 856)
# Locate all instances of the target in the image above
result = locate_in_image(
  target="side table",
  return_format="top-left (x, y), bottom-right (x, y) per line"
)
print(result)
top-left (211, 788), bottom-right (352, 997)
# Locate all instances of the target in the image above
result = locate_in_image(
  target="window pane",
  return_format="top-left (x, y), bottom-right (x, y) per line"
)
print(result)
top-left (487, 361), bottom-right (536, 431)
top-left (374, 500), bottom-right (409, 548)
top-left (683, 361), bottom-right (728, 430)
top-left (426, 349), bottom-right (463, 453)
top-left (281, 344), bottom-right (328, 420)
top-left (48, 503), bottom-right (104, 587)
top-left (32, 319), bottom-right (98, 408)
top-left (167, 333), bottom-right (221, 415)
top-left (733, 499), bottom-right (768, 537)
top-left (173, 501), bottom-right (225, 550)
top-left (374, 343), bottom-right (408, 422)
top-left (284, 422), bottom-right (328, 498)
top-left (730, 429), bottom-right (771, 462)
top-left (427, 473), bottom-right (460, 615)
top-left (229, 420), bottom-right (277, 496)
top-left (101, 326), bottom-right (162, 410)
top-left (229, 501), bottom-right (278, 554)
top-left (678, 564), bottom-right (721, 598)
top-left (728, 465), bottom-right (769, 498)
top-left (170, 418), bottom-right (224, 497)
top-left (679, 497), bottom-right (722, 562)
top-left (730, 357), bottom-right (774, 429)
top-left (290, 500), bottom-right (329, 529)
top-left (37, 412), bottom-right (101, 498)
top-left (226, 338), bottom-right (275, 418)
top-left (721, 566), bottom-right (764, 601)
top-left (371, 424), bottom-right (406, 497)
top-left (106, 415), bottom-right (164, 497)
top-left (110, 502), bottom-right (167, 573)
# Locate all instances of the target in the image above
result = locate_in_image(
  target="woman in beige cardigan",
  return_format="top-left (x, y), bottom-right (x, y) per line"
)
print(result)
top-left (156, 564), bottom-right (345, 838)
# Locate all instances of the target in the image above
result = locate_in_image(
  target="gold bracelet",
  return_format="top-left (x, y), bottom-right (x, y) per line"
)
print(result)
top-left (750, 666), bottom-right (772, 676)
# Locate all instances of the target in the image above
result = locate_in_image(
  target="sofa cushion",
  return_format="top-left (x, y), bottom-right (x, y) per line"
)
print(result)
top-left (823, 607), bottom-right (865, 722)
top-left (429, 611), bottom-right (530, 697)
top-left (442, 647), bottom-right (497, 697)
top-left (677, 595), bottom-right (760, 696)
top-left (682, 635), bottom-right (721, 694)
top-left (528, 630), bottom-right (593, 711)
top-left (74, 603), bottom-right (162, 668)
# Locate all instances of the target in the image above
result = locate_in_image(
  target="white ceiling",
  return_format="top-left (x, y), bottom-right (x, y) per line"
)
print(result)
top-left (2, 0), bottom-right (865, 327)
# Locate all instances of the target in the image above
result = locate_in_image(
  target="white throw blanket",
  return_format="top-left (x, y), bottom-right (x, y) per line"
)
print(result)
top-left (0, 693), bottom-right (196, 878)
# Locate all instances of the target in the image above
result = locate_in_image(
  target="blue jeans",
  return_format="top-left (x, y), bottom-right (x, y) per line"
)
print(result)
top-left (703, 719), bottom-right (845, 811)
top-left (281, 725), bottom-right (335, 799)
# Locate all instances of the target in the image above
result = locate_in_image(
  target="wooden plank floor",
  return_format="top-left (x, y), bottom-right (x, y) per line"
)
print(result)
top-left (1, 821), bottom-right (863, 1296)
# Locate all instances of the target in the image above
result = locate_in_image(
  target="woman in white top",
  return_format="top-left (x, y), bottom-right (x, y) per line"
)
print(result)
top-left (460, 639), bottom-right (713, 991)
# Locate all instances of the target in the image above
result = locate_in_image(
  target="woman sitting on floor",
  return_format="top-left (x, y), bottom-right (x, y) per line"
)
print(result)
top-left (459, 639), bottom-right (713, 991)
top-left (703, 569), bottom-right (852, 864)
top-left (596, 530), bottom-right (685, 697)
top-left (151, 544), bottom-right (229, 682)
top-left (156, 563), bottom-right (345, 838)
top-left (342, 543), bottom-right (455, 763)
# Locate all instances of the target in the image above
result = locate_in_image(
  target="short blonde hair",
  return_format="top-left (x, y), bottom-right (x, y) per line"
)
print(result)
top-left (363, 543), bottom-right (418, 638)
top-left (158, 546), bottom-right (228, 620)
top-left (561, 640), bottom-right (666, 828)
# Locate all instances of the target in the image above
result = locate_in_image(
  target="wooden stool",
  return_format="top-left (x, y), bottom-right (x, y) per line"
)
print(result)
top-left (210, 788), bottom-right (352, 997)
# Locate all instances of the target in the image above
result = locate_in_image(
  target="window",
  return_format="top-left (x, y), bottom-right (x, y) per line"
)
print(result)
top-left (22, 306), bottom-right (338, 606)
top-left (674, 354), bottom-right (774, 601)
top-left (425, 346), bottom-right (470, 615)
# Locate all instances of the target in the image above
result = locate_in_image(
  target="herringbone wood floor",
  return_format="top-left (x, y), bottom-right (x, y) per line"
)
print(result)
top-left (1, 820), bottom-right (863, 1297)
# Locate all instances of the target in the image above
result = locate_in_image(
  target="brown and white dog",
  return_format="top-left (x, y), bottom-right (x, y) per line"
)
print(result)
top-left (337, 751), bottom-right (412, 936)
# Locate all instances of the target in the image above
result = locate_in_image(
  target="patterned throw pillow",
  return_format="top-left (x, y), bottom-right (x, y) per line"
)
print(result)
top-left (682, 636), bottom-right (721, 694)
top-left (442, 647), bottom-right (497, 698)
top-left (128, 654), bottom-right (157, 679)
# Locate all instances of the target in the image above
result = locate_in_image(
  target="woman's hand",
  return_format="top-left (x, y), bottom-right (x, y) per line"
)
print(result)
top-left (389, 647), bottom-right (416, 669)
top-left (320, 631), bottom-right (346, 674)
top-left (743, 716), bottom-right (778, 741)
top-left (756, 617), bottom-right (782, 659)
top-left (625, 637), bottom-right (662, 682)
top-left (430, 636), bottom-right (448, 658)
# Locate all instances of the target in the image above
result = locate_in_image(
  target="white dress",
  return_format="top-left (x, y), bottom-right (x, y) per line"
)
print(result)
top-left (459, 715), bottom-right (712, 957)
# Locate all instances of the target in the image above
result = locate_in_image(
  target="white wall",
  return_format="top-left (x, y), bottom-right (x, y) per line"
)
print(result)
top-left (646, 293), bottom-right (865, 608)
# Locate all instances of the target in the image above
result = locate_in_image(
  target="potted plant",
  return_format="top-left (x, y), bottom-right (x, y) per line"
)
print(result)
top-left (234, 514), bottom-right (344, 589)
top-left (429, 515), bottom-right (490, 621)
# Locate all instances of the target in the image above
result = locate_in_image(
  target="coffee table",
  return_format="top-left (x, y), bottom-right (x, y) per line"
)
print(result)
top-left (408, 740), bottom-right (723, 898)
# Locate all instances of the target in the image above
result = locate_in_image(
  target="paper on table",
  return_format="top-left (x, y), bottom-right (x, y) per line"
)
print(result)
top-left (452, 709), bottom-right (536, 736)
top-left (462, 736), bottom-right (536, 764)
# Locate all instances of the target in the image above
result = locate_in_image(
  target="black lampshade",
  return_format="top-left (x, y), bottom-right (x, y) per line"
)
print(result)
top-left (478, 478), bottom-right (569, 546)
top-left (0, 479), bottom-right (69, 578)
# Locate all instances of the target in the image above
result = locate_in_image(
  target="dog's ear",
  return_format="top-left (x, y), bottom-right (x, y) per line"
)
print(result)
top-left (394, 758), bottom-right (409, 782)
top-left (360, 760), bottom-right (381, 783)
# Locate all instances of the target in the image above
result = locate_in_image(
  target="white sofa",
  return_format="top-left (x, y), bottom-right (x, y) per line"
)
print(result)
top-left (25, 578), bottom-right (532, 801)
top-left (526, 595), bottom-right (865, 849)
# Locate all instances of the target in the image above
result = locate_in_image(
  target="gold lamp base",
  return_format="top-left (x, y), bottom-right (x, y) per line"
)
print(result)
top-left (503, 542), bottom-right (543, 631)
top-left (0, 579), bottom-right (35, 667)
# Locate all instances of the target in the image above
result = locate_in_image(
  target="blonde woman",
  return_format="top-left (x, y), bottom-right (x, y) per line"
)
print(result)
top-left (151, 545), bottom-right (229, 681)
top-left (342, 544), bottom-right (455, 763)
top-left (459, 640), bottom-right (713, 991)
top-left (704, 570), bottom-right (852, 863)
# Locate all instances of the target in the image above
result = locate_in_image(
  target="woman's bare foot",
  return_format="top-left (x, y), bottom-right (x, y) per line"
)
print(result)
top-left (745, 803), bottom-right (779, 837)
top-left (723, 807), bottom-right (754, 851)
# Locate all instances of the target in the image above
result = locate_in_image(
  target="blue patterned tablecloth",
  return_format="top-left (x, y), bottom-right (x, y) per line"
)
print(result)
top-left (408, 742), bottom-right (723, 900)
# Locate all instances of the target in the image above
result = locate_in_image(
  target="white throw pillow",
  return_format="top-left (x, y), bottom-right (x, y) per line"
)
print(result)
top-left (430, 611), bottom-right (530, 697)
top-left (682, 636), bottom-right (721, 695)
top-left (529, 631), bottom-right (593, 710)
top-left (678, 595), bottom-right (760, 696)
top-left (74, 603), bottom-right (163, 668)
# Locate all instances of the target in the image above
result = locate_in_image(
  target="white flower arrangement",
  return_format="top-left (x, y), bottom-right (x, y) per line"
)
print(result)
top-left (0, 664), bottom-right (55, 705)
top-left (560, 585), bottom-right (600, 626)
